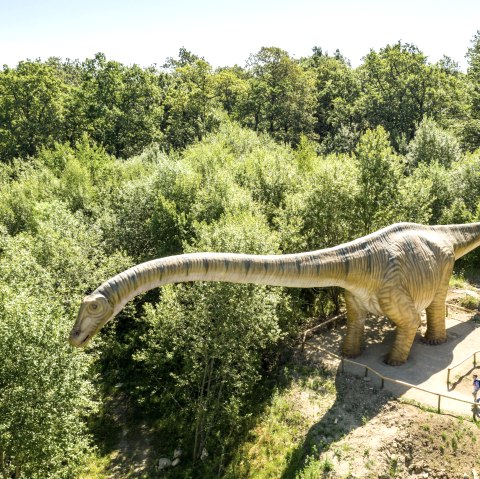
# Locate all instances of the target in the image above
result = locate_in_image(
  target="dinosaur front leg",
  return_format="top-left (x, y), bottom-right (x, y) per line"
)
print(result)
top-left (342, 291), bottom-right (367, 358)
top-left (380, 290), bottom-right (421, 366)
top-left (385, 318), bottom-right (420, 365)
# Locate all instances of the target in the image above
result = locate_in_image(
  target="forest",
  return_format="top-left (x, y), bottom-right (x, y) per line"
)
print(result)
top-left (1, 34), bottom-right (480, 478)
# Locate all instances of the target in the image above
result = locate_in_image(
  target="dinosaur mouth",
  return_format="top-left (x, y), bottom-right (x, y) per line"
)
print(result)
top-left (79, 334), bottom-right (91, 347)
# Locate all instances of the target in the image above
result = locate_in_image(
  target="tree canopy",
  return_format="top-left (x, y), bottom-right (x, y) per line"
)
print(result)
top-left (1, 36), bottom-right (480, 478)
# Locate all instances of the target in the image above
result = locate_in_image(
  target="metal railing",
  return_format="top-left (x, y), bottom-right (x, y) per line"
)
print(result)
top-left (301, 312), bottom-right (346, 347)
top-left (338, 355), bottom-right (478, 417)
top-left (305, 341), bottom-right (479, 420)
top-left (447, 351), bottom-right (479, 387)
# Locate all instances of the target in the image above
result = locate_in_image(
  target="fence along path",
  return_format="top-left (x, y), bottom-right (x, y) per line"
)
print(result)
top-left (303, 308), bottom-right (480, 420)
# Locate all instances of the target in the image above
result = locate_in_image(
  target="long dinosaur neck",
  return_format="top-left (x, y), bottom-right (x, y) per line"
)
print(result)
top-left (433, 223), bottom-right (480, 259)
top-left (95, 251), bottom-right (353, 313)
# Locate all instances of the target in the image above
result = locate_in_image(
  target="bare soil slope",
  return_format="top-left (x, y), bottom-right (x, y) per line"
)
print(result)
top-left (313, 373), bottom-right (480, 479)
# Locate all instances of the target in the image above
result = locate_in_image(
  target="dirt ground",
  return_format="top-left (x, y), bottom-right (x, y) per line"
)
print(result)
top-left (305, 372), bottom-right (480, 479)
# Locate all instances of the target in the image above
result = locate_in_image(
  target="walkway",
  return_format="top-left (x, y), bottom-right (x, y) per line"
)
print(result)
top-left (305, 304), bottom-right (480, 418)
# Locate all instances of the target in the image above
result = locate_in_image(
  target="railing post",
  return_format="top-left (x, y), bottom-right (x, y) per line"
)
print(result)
top-left (381, 377), bottom-right (384, 389)
top-left (364, 367), bottom-right (368, 378)
top-left (437, 395), bottom-right (441, 413)
top-left (474, 352), bottom-right (477, 368)
top-left (447, 368), bottom-right (451, 387)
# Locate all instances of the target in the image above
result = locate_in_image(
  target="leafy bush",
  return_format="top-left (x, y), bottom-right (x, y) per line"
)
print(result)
top-left (131, 212), bottom-right (294, 469)
top-left (407, 117), bottom-right (461, 169)
top-left (0, 235), bottom-right (95, 479)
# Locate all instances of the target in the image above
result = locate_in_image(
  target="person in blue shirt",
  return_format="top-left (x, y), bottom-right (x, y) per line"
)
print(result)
top-left (473, 374), bottom-right (480, 400)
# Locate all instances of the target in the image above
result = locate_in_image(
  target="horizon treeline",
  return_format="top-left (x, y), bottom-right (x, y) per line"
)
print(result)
top-left (1, 34), bottom-right (480, 163)
top-left (1, 34), bottom-right (480, 478)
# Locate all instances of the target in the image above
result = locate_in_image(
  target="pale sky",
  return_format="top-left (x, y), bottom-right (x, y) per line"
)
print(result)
top-left (0, 0), bottom-right (479, 70)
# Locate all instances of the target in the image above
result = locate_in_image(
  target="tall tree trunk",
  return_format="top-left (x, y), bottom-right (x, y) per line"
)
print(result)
top-left (0, 449), bottom-right (7, 479)
top-left (193, 357), bottom-right (214, 462)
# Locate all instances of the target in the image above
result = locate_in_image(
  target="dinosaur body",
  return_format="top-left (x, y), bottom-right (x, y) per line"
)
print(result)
top-left (70, 222), bottom-right (480, 365)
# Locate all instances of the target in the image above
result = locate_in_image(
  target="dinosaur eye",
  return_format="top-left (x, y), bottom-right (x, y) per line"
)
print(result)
top-left (91, 303), bottom-right (98, 310)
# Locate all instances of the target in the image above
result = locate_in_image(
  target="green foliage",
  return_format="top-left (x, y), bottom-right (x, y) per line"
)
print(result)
top-left (163, 52), bottom-right (221, 150)
top-left (132, 212), bottom-right (290, 466)
top-left (0, 60), bottom-right (68, 161)
top-left (407, 117), bottom-right (461, 169)
top-left (1, 38), bottom-right (480, 478)
top-left (353, 126), bottom-right (400, 234)
top-left (449, 150), bottom-right (480, 214)
top-left (0, 227), bottom-right (99, 479)
top-left (0, 43), bottom-right (474, 163)
top-left (278, 153), bottom-right (358, 252)
top-left (308, 50), bottom-right (361, 152)
top-left (357, 42), bottom-right (468, 151)
top-left (0, 153), bottom-right (131, 478)
top-left (394, 167), bottom-right (434, 224)
top-left (0, 284), bottom-right (95, 479)
top-left (242, 47), bottom-right (317, 145)
top-left (467, 31), bottom-right (480, 133)
top-left (69, 53), bottom-right (165, 158)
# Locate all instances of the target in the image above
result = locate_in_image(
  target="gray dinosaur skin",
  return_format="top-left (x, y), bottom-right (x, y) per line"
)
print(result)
top-left (70, 222), bottom-right (480, 365)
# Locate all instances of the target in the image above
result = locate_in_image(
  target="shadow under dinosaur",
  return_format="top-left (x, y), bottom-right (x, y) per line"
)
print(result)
top-left (70, 222), bottom-right (480, 365)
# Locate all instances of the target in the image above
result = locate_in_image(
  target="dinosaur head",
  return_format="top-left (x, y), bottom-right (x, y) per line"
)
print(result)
top-left (69, 293), bottom-right (114, 348)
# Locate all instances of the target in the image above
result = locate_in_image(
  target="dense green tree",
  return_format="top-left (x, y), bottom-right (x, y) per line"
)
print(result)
top-left (406, 117), bottom-right (461, 169)
top-left (467, 31), bottom-right (480, 116)
top-left (463, 31), bottom-right (480, 150)
top-left (163, 51), bottom-right (221, 150)
top-left (357, 43), bottom-right (467, 150)
top-left (448, 149), bottom-right (480, 214)
top-left (354, 126), bottom-right (400, 234)
top-left (0, 279), bottom-right (94, 479)
top-left (305, 49), bottom-right (361, 152)
top-left (394, 169), bottom-right (435, 225)
top-left (242, 47), bottom-right (317, 145)
top-left (409, 161), bottom-right (454, 224)
top-left (0, 197), bottom-right (131, 478)
top-left (212, 66), bottom-right (249, 118)
top-left (278, 153), bottom-right (358, 253)
top-left (132, 212), bottom-right (289, 469)
top-left (69, 53), bottom-right (165, 158)
top-left (0, 61), bottom-right (68, 162)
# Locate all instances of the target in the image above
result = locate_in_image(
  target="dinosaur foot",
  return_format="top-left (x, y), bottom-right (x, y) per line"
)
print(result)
top-left (421, 335), bottom-right (447, 345)
top-left (383, 355), bottom-right (407, 366)
top-left (342, 349), bottom-right (362, 359)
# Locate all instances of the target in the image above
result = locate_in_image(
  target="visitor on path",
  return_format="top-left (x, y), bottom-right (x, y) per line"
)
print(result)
top-left (473, 374), bottom-right (480, 399)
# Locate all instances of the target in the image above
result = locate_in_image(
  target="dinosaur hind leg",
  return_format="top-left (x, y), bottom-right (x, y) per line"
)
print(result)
top-left (342, 291), bottom-right (367, 358)
top-left (380, 289), bottom-right (421, 366)
top-left (423, 268), bottom-right (452, 345)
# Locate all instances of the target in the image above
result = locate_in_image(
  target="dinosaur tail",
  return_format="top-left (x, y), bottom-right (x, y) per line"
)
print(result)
top-left (433, 223), bottom-right (480, 259)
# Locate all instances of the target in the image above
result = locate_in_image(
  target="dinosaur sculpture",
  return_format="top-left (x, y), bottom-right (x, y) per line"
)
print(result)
top-left (70, 222), bottom-right (480, 365)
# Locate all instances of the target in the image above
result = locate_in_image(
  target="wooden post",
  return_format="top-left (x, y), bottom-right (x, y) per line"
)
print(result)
top-left (437, 395), bottom-right (441, 413)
